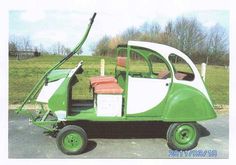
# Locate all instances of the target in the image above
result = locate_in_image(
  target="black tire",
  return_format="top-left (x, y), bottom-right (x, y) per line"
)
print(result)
top-left (56, 125), bottom-right (87, 155)
top-left (166, 122), bottom-right (199, 150)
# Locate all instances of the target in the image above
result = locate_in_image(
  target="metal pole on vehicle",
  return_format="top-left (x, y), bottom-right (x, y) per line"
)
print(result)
top-left (16, 12), bottom-right (97, 114)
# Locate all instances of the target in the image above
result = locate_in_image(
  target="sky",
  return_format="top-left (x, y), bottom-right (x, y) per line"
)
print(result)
top-left (8, 0), bottom-right (229, 55)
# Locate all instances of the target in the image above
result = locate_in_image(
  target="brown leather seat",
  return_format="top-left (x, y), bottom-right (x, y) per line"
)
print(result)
top-left (94, 83), bottom-right (123, 94)
top-left (89, 76), bottom-right (117, 87)
top-left (175, 72), bottom-right (187, 80)
top-left (117, 57), bottom-right (126, 67)
top-left (158, 71), bottom-right (170, 79)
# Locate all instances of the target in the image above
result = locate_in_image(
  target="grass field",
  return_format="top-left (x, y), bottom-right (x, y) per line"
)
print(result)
top-left (9, 55), bottom-right (229, 105)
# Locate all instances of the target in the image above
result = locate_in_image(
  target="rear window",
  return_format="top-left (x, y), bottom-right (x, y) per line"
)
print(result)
top-left (169, 53), bottom-right (194, 81)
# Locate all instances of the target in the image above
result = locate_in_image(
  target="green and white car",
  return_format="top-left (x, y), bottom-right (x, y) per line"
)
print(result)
top-left (17, 13), bottom-right (216, 155)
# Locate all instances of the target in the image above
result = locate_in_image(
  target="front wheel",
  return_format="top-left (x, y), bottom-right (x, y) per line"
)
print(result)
top-left (56, 125), bottom-right (87, 155)
top-left (166, 123), bottom-right (199, 150)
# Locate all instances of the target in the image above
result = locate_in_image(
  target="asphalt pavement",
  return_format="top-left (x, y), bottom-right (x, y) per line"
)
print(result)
top-left (8, 110), bottom-right (228, 159)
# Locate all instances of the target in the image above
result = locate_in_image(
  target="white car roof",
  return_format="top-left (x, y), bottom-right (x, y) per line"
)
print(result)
top-left (127, 41), bottom-right (212, 105)
top-left (128, 41), bottom-right (187, 60)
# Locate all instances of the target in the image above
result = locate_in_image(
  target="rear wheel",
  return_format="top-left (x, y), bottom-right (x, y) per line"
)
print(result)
top-left (167, 123), bottom-right (199, 150)
top-left (56, 125), bottom-right (87, 155)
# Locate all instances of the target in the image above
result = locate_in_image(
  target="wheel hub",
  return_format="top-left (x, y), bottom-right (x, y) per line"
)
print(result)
top-left (175, 124), bottom-right (196, 145)
top-left (63, 132), bottom-right (83, 151)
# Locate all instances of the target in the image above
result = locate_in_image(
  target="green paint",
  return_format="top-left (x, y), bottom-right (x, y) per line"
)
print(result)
top-left (66, 107), bottom-right (162, 122)
top-left (65, 83), bottom-right (216, 123)
top-left (62, 132), bottom-right (83, 152)
top-left (49, 45), bottom-right (216, 123)
top-left (32, 120), bottom-right (58, 132)
top-left (115, 70), bottom-right (126, 91)
top-left (47, 69), bottom-right (71, 82)
top-left (48, 78), bottom-right (70, 112)
top-left (172, 123), bottom-right (197, 149)
top-left (123, 46), bottom-right (131, 117)
top-left (66, 113), bottom-right (162, 122)
top-left (162, 83), bottom-right (216, 121)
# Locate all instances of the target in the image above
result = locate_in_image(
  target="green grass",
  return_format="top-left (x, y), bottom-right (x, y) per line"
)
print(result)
top-left (9, 55), bottom-right (116, 103)
top-left (9, 55), bottom-right (229, 105)
top-left (203, 65), bottom-right (229, 105)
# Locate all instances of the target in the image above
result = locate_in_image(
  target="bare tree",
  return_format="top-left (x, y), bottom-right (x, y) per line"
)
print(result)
top-left (140, 22), bottom-right (161, 41)
top-left (51, 42), bottom-right (71, 55)
top-left (9, 42), bottom-right (17, 52)
top-left (65, 47), bottom-right (72, 55)
top-left (92, 16), bottom-right (229, 65)
top-left (9, 35), bottom-right (19, 51)
top-left (159, 21), bottom-right (176, 46)
top-left (121, 27), bottom-right (141, 42)
top-left (109, 36), bottom-right (123, 50)
top-left (173, 17), bottom-right (206, 56)
top-left (21, 36), bottom-right (32, 51)
top-left (205, 24), bottom-right (228, 64)
top-left (93, 35), bottom-right (111, 56)
top-left (207, 24), bottom-right (228, 56)
top-left (9, 35), bottom-right (33, 51)
top-left (9, 41), bottom-right (17, 56)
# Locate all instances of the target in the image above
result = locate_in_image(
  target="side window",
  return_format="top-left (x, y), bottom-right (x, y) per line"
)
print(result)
top-left (169, 54), bottom-right (194, 81)
top-left (148, 54), bottom-right (170, 79)
top-left (129, 51), bottom-right (149, 78)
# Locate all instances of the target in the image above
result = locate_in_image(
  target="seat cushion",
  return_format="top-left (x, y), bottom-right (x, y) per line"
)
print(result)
top-left (175, 72), bottom-right (187, 80)
top-left (117, 57), bottom-right (126, 67)
top-left (94, 83), bottom-right (123, 94)
top-left (89, 76), bottom-right (117, 87)
top-left (158, 71), bottom-right (170, 79)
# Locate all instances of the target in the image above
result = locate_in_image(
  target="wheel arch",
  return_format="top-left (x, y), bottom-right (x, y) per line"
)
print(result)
top-left (162, 83), bottom-right (217, 122)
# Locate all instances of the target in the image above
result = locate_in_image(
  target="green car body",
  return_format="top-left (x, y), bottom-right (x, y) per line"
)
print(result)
top-left (16, 13), bottom-right (216, 154)
top-left (36, 42), bottom-right (216, 124)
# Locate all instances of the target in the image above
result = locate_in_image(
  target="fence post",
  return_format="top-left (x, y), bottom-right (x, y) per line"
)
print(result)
top-left (201, 63), bottom-right (206, 81)
top-left (100, 59), bottom-right (105, 76)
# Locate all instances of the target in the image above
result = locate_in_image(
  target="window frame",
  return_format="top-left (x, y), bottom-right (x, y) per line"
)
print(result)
top-left (127, 48), bottom-right (150, 78)
top-left (147, 53), bottom-right (171, 79)
top-left (168, 53), bottom-right (195, 81)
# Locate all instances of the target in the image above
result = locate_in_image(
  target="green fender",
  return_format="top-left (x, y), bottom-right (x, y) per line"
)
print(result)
top-left (47, 69), bottom-right (71, 82)
top-left (162, 83), bottom-right (217, 122)
top-left (48, 78), bottom-right (70, 112)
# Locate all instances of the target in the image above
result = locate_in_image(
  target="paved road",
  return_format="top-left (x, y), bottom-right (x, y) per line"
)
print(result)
top-left (8, 111), bottom-right (228, 159)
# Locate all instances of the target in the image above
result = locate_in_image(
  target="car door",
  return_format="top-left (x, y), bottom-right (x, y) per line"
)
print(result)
top-left (126, 52), bottom-right (171, 115)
